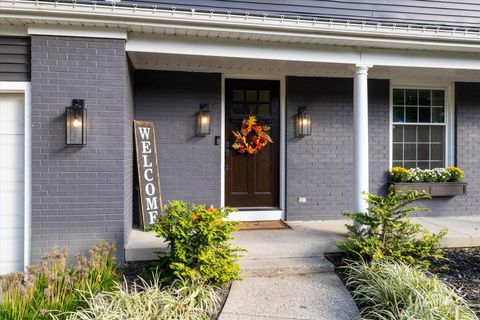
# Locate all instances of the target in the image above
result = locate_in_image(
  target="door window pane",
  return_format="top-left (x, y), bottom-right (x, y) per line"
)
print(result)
top-left (232, 90), bottom-right (244, 102)
top-left (246, 90), bottom-right (257, 102)
top-left (259, 90), bottom-right (270, 102)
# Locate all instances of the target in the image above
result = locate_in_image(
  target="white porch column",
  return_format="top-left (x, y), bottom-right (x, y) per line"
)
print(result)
top-left (353, 65), bottom-right (370, 213)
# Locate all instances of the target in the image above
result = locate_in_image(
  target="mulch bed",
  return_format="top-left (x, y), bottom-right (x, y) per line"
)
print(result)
top-left (325, 247), bottom-right (480, 317)
top-left (121, 260), bottom-right (231, 320)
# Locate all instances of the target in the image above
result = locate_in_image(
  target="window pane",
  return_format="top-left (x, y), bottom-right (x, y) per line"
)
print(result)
top-left (232, 90), bottom-right (244, 102)
top-left (417, 126), bottom-right (429, 143)
top-left (393, 89), bottom-right (405, 105)
top-left (419, 107), bottom-right (431, 123)
top-left (246, 90), bottom-right (257, 102)
top-left (232, 103), bottom-right (244, 114)
top-left (404, 161), bottom-right (417, 169)
top-left (418, 145), bottom-right (429, 161)
top-left (393, 125), bottom-right (403, 142)
top-left (418, 162), bottom-right (430, 169)
top-left (406, 107), bottom-right (418, 122)
top-left (259, 90), bottom-right (270, 102)
top-left (430, 161), bottom-right (443, 169)
top-left (406, 90), bottom-right (418, 105)
top-left (258, 103), bottom-right (270, 115)
top-left (393, 144), bottom-right (403, 160)
top-left (419, 90), bottom-right (431, 106)
top-left (432, 90), bottom-right (445, 106)
top-left (404, 126), bottom-right (416, 143)
top-left (431, 126), bottom-right (444, 143)
top-left (431, 144), bottom-right (444, 161)
top-left (393, 107), bottom-right (404, 122)
top-left (432, 107), bottom-right (445, 123)
top-left (404, 144), bottom-right (416, 161)
top-left (246, 103), bottom-right (257, 114)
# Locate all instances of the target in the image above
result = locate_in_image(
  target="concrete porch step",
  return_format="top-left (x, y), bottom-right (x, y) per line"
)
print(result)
top-left (240, 255), bottom-right (334, 277)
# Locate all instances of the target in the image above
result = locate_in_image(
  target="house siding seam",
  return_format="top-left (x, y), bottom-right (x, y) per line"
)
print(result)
top-left (134, 70), bottom-right (222, 208)
top-left (30, 35), bottom-right (128, 262)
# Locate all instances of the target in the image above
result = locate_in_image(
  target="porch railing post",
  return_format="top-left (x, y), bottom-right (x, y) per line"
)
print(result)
top-left (353, 65), bottom-right (370, 214)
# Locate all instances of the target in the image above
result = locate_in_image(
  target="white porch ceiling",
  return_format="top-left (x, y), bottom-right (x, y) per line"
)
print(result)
top-left (128, 52), bottom-right (480, 82)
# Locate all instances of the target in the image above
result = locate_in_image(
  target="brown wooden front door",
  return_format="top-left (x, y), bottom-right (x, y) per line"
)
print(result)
top-left (225, 79), bottom-right (280, 209)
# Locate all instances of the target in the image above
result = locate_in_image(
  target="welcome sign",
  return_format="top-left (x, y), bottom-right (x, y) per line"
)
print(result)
top-left (134, 120), bottom-right (163, 228)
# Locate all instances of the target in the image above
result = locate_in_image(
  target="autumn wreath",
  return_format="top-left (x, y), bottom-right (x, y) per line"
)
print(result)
top-left (232, 115), bottom-right (273, 155)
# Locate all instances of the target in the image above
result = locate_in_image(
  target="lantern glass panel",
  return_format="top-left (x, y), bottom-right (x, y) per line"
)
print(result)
top-left (66, 102), bottom-right (87, 145)
top-left (296, 110), bottom-right (311, 137)
top-left (196, 109), bottom-right (211, 136)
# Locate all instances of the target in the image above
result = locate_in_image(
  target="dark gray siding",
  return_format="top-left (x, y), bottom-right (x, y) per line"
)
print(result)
top-left (31, 35), bottom-right (129, 262)
top-left (285, 77), bottom-right (389, 220)
top-left (135, 70), bottom-right (221, 207)
top-left (119, 0), bottom-right (480, 29)
top-left (0, 36), bottom-right (30, 81)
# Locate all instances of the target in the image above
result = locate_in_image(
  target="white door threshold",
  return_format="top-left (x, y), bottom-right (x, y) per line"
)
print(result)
top-left (226, 210), bottom-right (283, 221)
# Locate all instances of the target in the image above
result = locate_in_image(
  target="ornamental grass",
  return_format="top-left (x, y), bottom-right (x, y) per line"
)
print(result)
top-left (0, 242), bottom-right (118, 320)
top-left (344, 259), bottom-right (478, 320)
top-left (65, 273), bottom-right (220, 320)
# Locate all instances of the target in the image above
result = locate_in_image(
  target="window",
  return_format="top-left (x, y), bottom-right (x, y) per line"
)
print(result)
top-left (392, 88), bottom-right (449, 169)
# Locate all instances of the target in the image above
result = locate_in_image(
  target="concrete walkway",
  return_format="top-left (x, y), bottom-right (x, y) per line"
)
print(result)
top-left (218, 216), bottom-right (480, 320)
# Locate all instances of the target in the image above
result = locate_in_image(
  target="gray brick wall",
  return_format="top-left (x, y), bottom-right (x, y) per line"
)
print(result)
top-left (135, 70), bottom-right (221, 207)
top-left (285, 77), bottom-right (390, 220)
top-left (31, 35), bottom-right (128, 262)
top-left (124, 61), bottom-right (135, 244)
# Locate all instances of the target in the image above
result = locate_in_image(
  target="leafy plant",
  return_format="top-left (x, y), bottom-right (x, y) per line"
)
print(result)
top-left (389, 166), bottom-right (465, 183)
top-left (66, 274), bottom-right (219, 320)
top-left (337, 189), bottom-right (447, 269)
top-left (447, 166), bottom-right (465, 181)
top-left (389, 166), bottom-right (411, 182)
top-left (0, 242), bottom-right (118, 320)
top-left (344, 259), bottom-right (478, 320)
top-left (152, 201), bottom-right (244, 285)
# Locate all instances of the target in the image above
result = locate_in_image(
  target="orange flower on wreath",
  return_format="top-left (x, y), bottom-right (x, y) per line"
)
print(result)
top-left (231, 116), bottom-right (273, 155)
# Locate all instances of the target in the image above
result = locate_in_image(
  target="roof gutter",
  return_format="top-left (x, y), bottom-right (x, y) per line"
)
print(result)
top-left (1, 0), bottom-right (480, 52)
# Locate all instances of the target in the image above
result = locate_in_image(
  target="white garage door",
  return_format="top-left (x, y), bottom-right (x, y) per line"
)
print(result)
top-left (0, 93), bottom-right (24, 275)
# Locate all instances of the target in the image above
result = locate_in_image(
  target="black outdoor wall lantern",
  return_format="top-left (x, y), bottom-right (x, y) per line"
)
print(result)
top-left (66, 99), bottom-right (87, 145)
top-left (196, 103), bottom-right (211, 137)
top-left (295, 106), bottom-right (312, 137)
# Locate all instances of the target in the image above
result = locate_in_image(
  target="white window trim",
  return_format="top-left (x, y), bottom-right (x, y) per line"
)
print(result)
top-left (389, 81), bottom-right (455, 169)
top-left (0, 81), bottom-right (32, 270)
top-left (221, 74), bottom-right (286, 221)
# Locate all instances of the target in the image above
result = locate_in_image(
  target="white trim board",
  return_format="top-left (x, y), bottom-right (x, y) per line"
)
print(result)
top-left (0, 81), bottom-right (32, 271)
top-left (221, 74), bottom-right (286, 221)
top-left (27, 25), bottom-right (127, 39)
top-left (127, 34), bottom-right (480, 71)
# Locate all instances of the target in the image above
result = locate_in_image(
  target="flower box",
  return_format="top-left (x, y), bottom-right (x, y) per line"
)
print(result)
top-left (391, 182), bottom-right (467, 197)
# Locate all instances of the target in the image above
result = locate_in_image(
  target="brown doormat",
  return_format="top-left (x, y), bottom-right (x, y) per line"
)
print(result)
top-left (238, 220), bottom-right (291, 230)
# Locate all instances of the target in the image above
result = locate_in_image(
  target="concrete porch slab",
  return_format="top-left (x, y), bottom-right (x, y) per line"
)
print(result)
top-left (124, 216), bottom-right (480, 261)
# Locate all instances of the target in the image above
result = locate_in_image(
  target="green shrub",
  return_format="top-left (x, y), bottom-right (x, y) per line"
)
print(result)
top-left (0, 242), bottom-right (118, 320)
top-left (344, 260), bottom-right (478, 320)
top-left (447, 166), bottom-right (465, 181)
top-left (66, 274), bottom-right (219, 320)
top-left (153, 201), bottom-right (243, 285)
top-left (338, 190), bottom-right (447, 269)
top-left (389, 166), bottom-right (411, 182)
